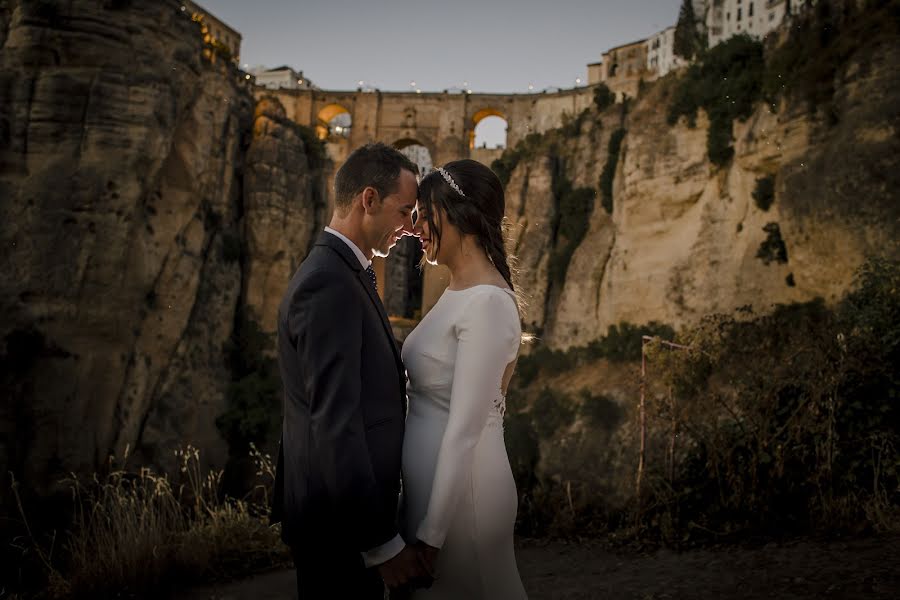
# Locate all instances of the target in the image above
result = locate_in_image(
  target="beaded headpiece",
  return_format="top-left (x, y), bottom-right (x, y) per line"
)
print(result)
top-left (435, 166), bottom-right (466, 197)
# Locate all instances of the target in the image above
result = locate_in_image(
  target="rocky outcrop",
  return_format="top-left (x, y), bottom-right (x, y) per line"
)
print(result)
top-left (242, 97), bottom-right (324, 332)
top-left (0, 0), bottom-right (321, 507)
top-left (509, 24), bottom-right (900, 349)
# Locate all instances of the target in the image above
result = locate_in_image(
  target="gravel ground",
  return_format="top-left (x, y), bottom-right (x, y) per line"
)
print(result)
top-left (176, 534), bottom-right (900, 600)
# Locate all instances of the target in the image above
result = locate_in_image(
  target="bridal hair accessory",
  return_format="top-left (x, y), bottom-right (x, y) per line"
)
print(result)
top-left (436, 166), bottom-right (466, 197)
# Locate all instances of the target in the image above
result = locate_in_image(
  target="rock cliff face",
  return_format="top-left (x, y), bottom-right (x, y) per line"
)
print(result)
top-left (509, 30), bottom-right (900, 349)
top-left (0, 0), bottom-right (321, 503)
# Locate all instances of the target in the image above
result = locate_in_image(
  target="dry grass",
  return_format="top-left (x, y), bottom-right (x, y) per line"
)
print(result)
top-left (10, 444), bottom-right (288, 599)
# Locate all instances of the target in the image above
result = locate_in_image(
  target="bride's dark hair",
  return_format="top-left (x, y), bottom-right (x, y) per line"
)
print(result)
top-left (417, 159), bottom-right (519, 301)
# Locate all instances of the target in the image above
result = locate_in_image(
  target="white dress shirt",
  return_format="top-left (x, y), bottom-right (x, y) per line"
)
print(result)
top-left (322, 227), bottom-right (405, 568)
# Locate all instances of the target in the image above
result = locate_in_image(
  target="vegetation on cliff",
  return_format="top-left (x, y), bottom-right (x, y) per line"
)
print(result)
top-left (505, 258), bottom-right (900, 542)
top-left (490, 132), bottom-right (548, 187)
top-left (752, 175), bottom-right (775, 211)
top-left (673, 0), bottom-right (706, 60)
top-left (668, 0), bottom-right (900, 165)
top-left (763, 0), bottom-right (900, 118)
top-left (667, 34), bottom-right (765, 166)
top-left (217, 314), bottom-right (281, 456)
top-left (592, 83), bottom-right (615, 112)
top-left (548, 171), bottom-right (595, 292)
top-left (599, 128), bottom-right (626, 214)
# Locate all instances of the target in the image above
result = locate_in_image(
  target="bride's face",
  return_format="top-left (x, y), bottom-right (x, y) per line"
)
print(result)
top-left (413, 202), bottom-right (459, 266)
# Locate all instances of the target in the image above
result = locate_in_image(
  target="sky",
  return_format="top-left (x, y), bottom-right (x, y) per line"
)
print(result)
top-left (199, 0), bottom-right (683, 146)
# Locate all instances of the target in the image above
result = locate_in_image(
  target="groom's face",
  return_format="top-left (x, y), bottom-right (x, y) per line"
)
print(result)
top-left (367, 168), bottom-right (418, 258)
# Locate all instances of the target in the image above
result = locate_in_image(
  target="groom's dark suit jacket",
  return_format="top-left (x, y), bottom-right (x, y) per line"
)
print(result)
top-left (271, 231), bottom-right (406, 553)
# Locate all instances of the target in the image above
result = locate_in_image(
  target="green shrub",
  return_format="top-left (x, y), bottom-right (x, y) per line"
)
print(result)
top-left (490, 149), bottom-right (521, 188)
top-left (530, 388), bottom-right (576, 438)
top-left (763, 0), bottom-right (899, 116)
top-left (559, 109), bottom-right (592, 138)
top-left (752, 175), bottom-right (775, 211)
top-left (667, 35), bottom-right (764, 166)
top-left (218, 314), bottom-right (281, 454)
top-left (504, 411), bottom-right (541, 493)
top-left (584, 321), bottom-right (677, 362)
top-left (548, 170), bottom-right (595, 290)
top-left (513, 321), bottom-right (676, 389)
top-left (507, 259), bottom-right (900, 544)
top-left (637, 258), bottom-right (900, 541)
top-left (600, 128), bottom-right (626, 214)
top-left (490, 132), bottom-right (547, 187)
top-left (756, 222), bottom-right (788, 265)
top-left (578, 390), bottom-right (624, 431)
top-left (216, 372), bottom-right (280, 452)
top-left (673, 0), bottom-right (705, 60)
top-left (593, 83), bottom-right (615, 112)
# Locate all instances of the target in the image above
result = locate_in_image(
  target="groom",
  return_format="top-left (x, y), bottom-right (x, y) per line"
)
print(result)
top-left (271, 143), bottom-right (429, 597)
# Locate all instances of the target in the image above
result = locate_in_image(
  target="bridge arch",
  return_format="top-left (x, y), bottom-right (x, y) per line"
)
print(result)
top-left (316, 103), bottom-right (352, 140)
top-left (393, 137), bottom-right (436, 174)
top-left (469, 107), bottom-right (509, 149)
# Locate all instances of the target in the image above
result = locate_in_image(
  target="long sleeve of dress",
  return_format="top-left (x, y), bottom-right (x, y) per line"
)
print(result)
top-left (416, 289), bottom-right (520, 548)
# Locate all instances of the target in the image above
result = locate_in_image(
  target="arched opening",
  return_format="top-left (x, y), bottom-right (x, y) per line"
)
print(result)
top-left (379, 139), bottom-right (432, 320)
top-left (316, 104), bottom-right (352, 140)
top-left (395, 138), bottom-right (434, 176)
top-left (469, 108), bottom-right (508, 150)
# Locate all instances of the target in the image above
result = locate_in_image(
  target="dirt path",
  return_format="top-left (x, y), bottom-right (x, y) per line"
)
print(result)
top-left (178, 535), bottom-right (899, 599)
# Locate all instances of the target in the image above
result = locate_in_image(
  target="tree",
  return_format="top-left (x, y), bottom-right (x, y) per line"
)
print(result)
top-left (674, 0), bottom-right (702, 60)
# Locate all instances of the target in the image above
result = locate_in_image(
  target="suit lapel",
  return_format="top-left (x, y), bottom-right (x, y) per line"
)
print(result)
top-left (357, 269), bottom-right (403, 369)
top-left (315, 231), bottom-right (403, 372)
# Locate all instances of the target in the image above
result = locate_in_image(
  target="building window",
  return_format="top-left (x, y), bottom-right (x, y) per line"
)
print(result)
top-left (749, 3), bottom-right (754, 17)
top-left (769, 11), bottom-right (774, 21)
top-left (727, 11), bottom-right (730, 20)
top-left (738, 7), bottom-right (742, 19)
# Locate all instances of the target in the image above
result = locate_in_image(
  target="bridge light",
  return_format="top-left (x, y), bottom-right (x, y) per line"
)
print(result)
top-left (245, 74), bottom-right (250, 80)
top-left (575, 77), bottom-right (582, 85)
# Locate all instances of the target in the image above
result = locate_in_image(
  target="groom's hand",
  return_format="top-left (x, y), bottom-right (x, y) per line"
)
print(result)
top-left (377, 544), bottom-right (429, 589)
top-left (413, 541), bottom-right (439, 580)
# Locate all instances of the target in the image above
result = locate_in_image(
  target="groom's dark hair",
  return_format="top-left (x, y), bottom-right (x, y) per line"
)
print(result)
top-left (334, 143), bottom-right (418, 210)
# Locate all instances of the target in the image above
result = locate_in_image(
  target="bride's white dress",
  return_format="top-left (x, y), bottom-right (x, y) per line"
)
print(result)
top-left (400, 285), bottom-right (527, 599)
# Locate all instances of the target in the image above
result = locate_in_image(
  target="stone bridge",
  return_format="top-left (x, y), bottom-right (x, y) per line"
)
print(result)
top-left (255, 86), bottom-right (596, 322)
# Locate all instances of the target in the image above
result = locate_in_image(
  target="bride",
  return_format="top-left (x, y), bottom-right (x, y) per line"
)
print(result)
top-left (399, 159), bottom-right (528, 598)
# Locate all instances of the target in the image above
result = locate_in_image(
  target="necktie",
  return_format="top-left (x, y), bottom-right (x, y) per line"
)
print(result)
top-left (365, 264), bottom-right (378, 293)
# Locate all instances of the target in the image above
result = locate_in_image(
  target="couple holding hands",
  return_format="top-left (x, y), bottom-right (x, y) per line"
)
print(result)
top-left (272, 143), bottom-right (527, 599)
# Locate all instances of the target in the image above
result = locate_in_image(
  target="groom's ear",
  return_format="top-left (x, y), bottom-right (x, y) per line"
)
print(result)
top-left (360, 186), bottom-right (381, 213)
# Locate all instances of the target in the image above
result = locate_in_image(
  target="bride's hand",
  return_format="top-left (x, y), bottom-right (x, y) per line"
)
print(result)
top-left (414, 541), bottom-right (439, 580)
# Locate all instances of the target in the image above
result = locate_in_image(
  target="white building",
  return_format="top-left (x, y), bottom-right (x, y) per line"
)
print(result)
top-left (250, 66), bottom-right (316, 91)
top-left (647, 26), bottom-right (687, 77)
top-left (706, 0), bottom-right (813, 47)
